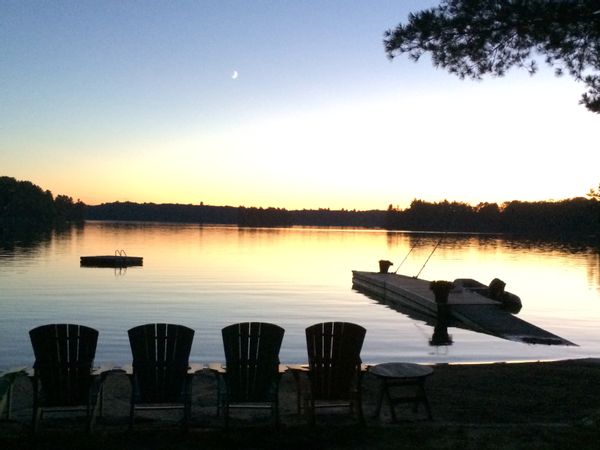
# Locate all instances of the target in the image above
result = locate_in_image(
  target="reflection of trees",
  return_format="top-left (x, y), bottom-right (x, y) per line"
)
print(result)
top-left (385, 231), bottom-right (600, 289)
top-left (387, 230), bottom-right (599, 256)
top-left (0, 224), bottom-right (84, 260)
top-left (588, 252), bottom-right (600, 293)
top-left (0, 228), bottom-right (52, 259)
top-left (386, 231), bottom-right (505, 254)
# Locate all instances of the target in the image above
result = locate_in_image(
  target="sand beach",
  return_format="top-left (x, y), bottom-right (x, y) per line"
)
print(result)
top-left (2, 359), bottom-right (600, 449)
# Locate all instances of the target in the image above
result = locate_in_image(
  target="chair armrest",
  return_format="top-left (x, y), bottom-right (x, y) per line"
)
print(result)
top-left (188, 363), bottom-right (204, 375)
top-left (92, 365), bottom-right (116, 377)
top-left (113, 364), bottom-right (134, 375)
top-left (116, 363), bottom-right (201, 376)
top-left (0, 367), bottom-right (28, 378)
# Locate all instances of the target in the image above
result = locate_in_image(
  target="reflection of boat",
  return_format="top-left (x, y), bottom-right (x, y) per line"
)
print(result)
top-left (80, 251), bottom-right (143, 268)
top-left (352, 271), bottom-right (575, 346)
top-left (355, 284), bottom-right (455, 347)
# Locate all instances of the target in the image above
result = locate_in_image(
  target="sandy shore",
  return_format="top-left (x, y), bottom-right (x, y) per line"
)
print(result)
top-left (3, 359), bottom-right (600, 448)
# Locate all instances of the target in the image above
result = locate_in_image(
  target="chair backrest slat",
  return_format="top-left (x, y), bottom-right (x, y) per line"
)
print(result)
top-left (128, 323), bottom-right (194, 403)
top-left (29, 324), bottom-right (98, 406)
top-left (305, 322), bottom-right (365, 400)
top-left (222, 322), bottom-right (284, 402)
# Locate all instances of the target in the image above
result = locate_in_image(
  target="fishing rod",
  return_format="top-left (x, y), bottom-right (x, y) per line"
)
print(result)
top-left (393, 205), bottom-right (456, 278)
top-left (414, 234), bottom-right (445, 278)
top-left (414, 208), bottom-right (456, 278)
top-left (393, 239), bottom-right (419, 274)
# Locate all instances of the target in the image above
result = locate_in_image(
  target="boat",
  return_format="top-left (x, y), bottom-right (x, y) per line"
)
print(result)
top-left (453, 278), bottom-right (522, 313)
top-left (80, 250), bottom-right (143, 268)
top-left (352, 270), bottom-right (575, 346)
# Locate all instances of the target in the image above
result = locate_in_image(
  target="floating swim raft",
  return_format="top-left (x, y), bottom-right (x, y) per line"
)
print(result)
top-left (80, 250), bottom-right (143, 268)
top-left (352, 271), bottom-right (575, 346)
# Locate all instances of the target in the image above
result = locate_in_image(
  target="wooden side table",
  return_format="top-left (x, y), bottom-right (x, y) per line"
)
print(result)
top-left (369, 362), bottom-right (433, 421)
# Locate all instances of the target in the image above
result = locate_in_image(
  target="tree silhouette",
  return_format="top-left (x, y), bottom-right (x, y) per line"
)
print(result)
top-left (384, 0), bottom-right (600, 113)
top-left (0, 176), bottom-right (55, 229)
top-left (589, 183), bottom-right (600, 200)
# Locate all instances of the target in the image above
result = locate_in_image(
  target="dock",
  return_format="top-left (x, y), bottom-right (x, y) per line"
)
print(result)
top-left (352, 271), bottom-right (575, 346)
top-left (80, 255), bottom-right (143, 268)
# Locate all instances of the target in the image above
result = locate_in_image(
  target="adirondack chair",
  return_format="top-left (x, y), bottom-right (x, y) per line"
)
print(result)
top-left (213, 322), bottom-right (285, 428)
top-left (127, 323), bottom-right (195, 429)
top-left (302, 322), bottom-right (366, 425)
top-left (29, 324), bottom-right (103, 433)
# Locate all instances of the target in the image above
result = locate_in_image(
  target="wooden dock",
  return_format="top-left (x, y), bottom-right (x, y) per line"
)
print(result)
top-left (352, 271), bottom-right (575, 346)
top-left (80, 255), bottom-right (143, 268)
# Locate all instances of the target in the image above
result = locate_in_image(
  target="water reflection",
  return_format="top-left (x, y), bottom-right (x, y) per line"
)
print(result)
top-left (0, 228), bottom-right (52, 257)
top-left (384, 231), bottom-right (600, 295)
top-left (1, 221), bottom-right (600, 369)
top-left (352, 283), bottom-right (454, 348)
top-left (430, 304), bottom-right (453, 347)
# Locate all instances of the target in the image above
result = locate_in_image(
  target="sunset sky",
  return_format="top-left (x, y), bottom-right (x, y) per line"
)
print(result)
top-left (1, 1), bottom-right (598, 210)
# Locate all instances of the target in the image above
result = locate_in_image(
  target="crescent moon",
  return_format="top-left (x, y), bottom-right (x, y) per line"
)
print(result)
top-left (231, 70), bottom-right (238, 80)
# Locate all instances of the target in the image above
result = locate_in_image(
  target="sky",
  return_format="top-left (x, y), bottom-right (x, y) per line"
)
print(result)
top-left (1, 1), bottom-right (598, 210)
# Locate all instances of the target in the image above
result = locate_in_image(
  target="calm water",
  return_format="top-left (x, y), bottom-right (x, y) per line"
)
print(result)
top-left (1, 221), bottom-right (599, 370)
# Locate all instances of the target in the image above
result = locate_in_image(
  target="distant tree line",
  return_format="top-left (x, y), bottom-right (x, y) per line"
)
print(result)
top-left (85, 197), bottom-right (600, 235)
top-left (0, 176), bottom-right (84, 231)
top-left (84, 202), bottom-right (386, 228)
top-left (85, 201), bottom-right (240, 224)
top-left (2, 176), bottom-right (599, 235)
top-left (385, 198), bottom-right (600, 234)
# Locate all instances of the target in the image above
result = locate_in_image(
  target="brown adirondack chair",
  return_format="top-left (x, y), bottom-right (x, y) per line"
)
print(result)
top-left (127, 323), bottom-right (195, 429)
top-left (214, 322), bottom-right (285, 428)
top-left (303, 322), bottom-right (366, 424)
top-left (29, 324), bottom-right (104, 433)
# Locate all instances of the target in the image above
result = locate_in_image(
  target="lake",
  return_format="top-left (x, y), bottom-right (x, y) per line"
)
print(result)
top-left (1, 221), bottom-right (599, 370)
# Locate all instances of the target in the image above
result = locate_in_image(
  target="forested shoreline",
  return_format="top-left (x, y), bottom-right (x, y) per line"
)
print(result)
top-left (2, 176), bottom-right (599, 234)
top-left (0, 176), bottom-right (84, 231)
top-left (85, 198), bottom-right (600, 234)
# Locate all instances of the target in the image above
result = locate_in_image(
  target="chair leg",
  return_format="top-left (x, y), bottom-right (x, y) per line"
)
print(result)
top-left (88, 384), bottom-right (104, 433)
top-left (273, 400), bottom-right (280, 429)
top-left (305, 398), bottom-right (315, 426)
top-left (32, 407), bottom-right (42, 433)
top-left (31, 379), bottom-right (42, 433)
top-left (183, 397), bottom-right (191, 432)
top-left (129, 398), bottom-right (135, 430)
top-left (224, 401), bottom-right (230, 429)
top-left (216, 377), bottom-right (224, 417)
top-left (99, 385), bottom-right (104, 418)
top-left (5, 380), bottom-right (14, 420)
top-left (356, 399), bottom-right (365, 425)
